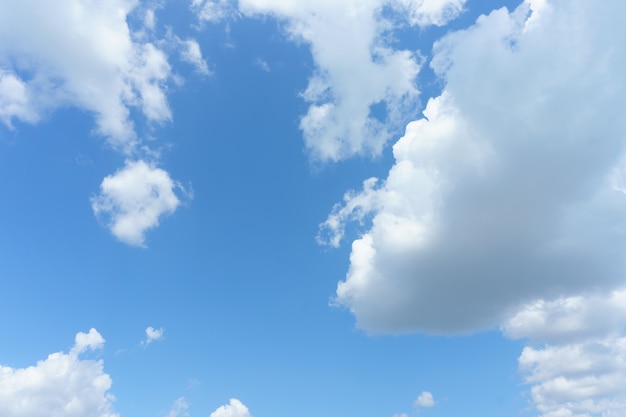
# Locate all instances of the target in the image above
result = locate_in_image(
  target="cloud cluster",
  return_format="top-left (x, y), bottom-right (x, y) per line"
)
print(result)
top-left (92, 160), bottom-right (185, 247)
top-left (210, 399), bottom-right (252, 417)
top-left (0, 329), bottom-right (118, 417)
top-left (321, 0), bottom-right (626, 334)
top-left (0, 0), bottom-right (204, 245)
top-left (504, 290), bottom-right (626, 417)
top-left (239, 0), bottom-right (466, 161)
top-left (0, 0), bottom-right (175, 152)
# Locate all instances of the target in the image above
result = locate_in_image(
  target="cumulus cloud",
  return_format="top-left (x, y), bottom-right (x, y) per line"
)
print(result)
top-left (504, 291), bottom-right (626, 417)
top-left (321, 0), bottom-right (626, 334)
top-left (142, 326), bottom-right (165, 346)
top-left (0, 329), bottom-right (118, 417)
top-left (179, 38), bottom-right (211, 75)
top-left (238, 0), bottom-right (470, 161)
top-left (210, 399), bottom-right (251, 417)
top-left (414, 391), bottom-right (435, 408)
top-left (92, 160), bottom-right (185, 247)
top-left (0, 0), bottom-right (176, 152)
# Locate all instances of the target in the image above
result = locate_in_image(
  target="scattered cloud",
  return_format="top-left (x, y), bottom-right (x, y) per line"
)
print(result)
top-left (238, 0), bottom-right (436, 161)
top-left (168, 397), bottom-right (190, 417)
top-left (210, 399), bottom-right (251, 417)
top-left (142, 326), bottom-right (165, 346)
top-left (255, 58), bottom-right (271, 73)
top-left (414, 391), bottom-right (435, 408)
top-left (0, 70), bottom-right (38, 129)
top-left (0, 0), bottom-right (176, 153)
top-left (504, 290), bottom-right (626, 417)
top-left (179, 38), bottom-right (211, 75)
top-left (191, 0), bottom-right (235, 23)
top-left (91, 160), bottom-right (186, 247)
top-left (321, 0), bottom-right (626, 334)
top-left (0, 329), bottom-right (118, 417)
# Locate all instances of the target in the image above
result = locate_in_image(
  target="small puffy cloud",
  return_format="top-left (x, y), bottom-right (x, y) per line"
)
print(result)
top-left (143, 326), bottom-right (165, 346)
top-left (322, 0), bottom-right (626, 334)
top-left (255, 58), bottom-right (270, 73)
top-left (168, 397), bottom-right (190, 417)
top-left (0, 0), bottom-right (175, 152)
top-left (210, 399), bottom-right (251, 417)
top-left (91, 160), bottom-right (185, 247)
top-left (73, 328), bottom-right (106, 354)
top-left (414, 391), bottom-right (435, 408)
top-left (0, 329), bottom-right (118, 417)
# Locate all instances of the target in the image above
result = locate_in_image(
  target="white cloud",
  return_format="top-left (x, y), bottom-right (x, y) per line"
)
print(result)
top-left (0, 329), bottom-right (118, 417)
top-left (504, 291), bottom-right (626, 417)
top-left (143, 326), bottom-right (165, 346)
top-left (168, 397), bottom-right (190, 417)
top-left (91, 160), bottom-right (185, 247)
top-left (322, 0), bottom-right (626, 334)
top-left (255, 58), bottom-right (270, 73)
top-left (0, 70), bottom-right (37, 128)
top-left (210, 398), bottom-right (251, 417)
top-left (503, 289), bottom-right (626, 345)
top-left (0, 0), bottom-right (176, 153)
top-left (191, 0), bottom-right (235, 23)
top-left (240, 0), bottom-right (466, 161)
top-left (414, 391), bottom-right (435, 408)
top-left (179, 38), bottom-right (211, 75)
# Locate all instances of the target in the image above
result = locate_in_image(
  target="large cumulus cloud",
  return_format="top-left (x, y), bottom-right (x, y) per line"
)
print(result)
top-left (321, 0), bottom-right (626, 333)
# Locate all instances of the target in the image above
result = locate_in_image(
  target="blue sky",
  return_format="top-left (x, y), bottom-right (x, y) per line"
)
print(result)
top-left (2, 1), bottom-right (626, 417)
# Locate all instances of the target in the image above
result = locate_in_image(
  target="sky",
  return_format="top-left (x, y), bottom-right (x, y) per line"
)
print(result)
top-left (1, 0), bottom-right (626, 416)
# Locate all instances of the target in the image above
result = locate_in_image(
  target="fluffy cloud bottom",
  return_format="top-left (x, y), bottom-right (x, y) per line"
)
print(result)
top-left (92, 160), bottom-right (186, 247)
top-left (0, 329), bottom-right (118, 417)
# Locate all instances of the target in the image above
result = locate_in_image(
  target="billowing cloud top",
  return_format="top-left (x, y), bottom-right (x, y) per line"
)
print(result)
top-left (92, 160), bottom-right (185, 247)
top-left (210, 398), bottom-right (252, 417)
top-left (0, 329), bottom-right (117, 417)
top-left (320, 0), bottom-right (626, 334)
